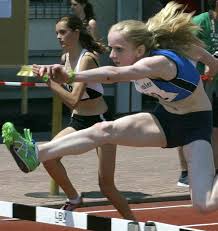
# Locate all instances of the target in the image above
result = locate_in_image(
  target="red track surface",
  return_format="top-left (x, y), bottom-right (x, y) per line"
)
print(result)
top-left (1, 200), bottom-right (218, 231)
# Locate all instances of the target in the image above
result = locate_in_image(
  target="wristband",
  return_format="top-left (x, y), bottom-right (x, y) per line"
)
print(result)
top-left (67, 69), bottom-right (75, 84)
top-left (42, 74), bottom-right (49, 82)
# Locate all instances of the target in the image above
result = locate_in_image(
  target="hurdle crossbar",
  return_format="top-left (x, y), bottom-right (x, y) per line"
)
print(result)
top-left (0, 201), bottom-right (203, 231)
top-left (0, 81), bottom-right (47, 87)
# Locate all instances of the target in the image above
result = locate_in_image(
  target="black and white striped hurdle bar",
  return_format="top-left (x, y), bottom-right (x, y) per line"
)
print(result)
top-left (0, 201), bottom-right (202, 231)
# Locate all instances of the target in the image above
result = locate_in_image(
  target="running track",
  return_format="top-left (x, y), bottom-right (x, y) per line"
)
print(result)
top-left (0, 200), bottom-right (218, 231)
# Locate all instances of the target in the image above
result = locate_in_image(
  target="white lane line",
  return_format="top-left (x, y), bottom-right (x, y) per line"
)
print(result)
top-left (181, 222), bottom-right (218, 228)
top-left (0, 218), bottom-right (19, 221)
top-left (85, 204), bottom-right (192, 214)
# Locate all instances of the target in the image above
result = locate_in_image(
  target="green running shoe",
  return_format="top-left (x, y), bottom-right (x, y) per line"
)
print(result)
top-left (2, 122), bottom-right (40, 173)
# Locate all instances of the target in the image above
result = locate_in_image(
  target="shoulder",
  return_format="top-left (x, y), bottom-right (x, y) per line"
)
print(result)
top-left (80, 52), bottom-right (99, 69)
top-left (83, 51), bottom-right (98, 61)
top-left (134, 55), bottom-right (177, 81)
top-left (88, 19), bottom-right (97, 28)
top-left (193, 12), bottom-right (209, 24)
top-left (150, 49), bottom-right (181, 61)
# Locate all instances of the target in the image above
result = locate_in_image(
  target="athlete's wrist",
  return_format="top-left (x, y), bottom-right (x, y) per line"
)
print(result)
top-left (67, 70), bottom-right (75, 84)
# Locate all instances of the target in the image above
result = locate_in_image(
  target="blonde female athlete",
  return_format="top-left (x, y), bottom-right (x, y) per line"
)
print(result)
top-left (3, 1), bottom-right (218, 213)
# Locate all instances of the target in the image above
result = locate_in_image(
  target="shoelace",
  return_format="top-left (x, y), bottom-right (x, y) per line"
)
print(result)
top-left (2, 126), bottom-right (13, 144)
top-left (23, 129), bottom-right (36, 159)
top-left (23, 128), bottom-right (32, 142)
top-left (14, 128), bottom-right (35, 159)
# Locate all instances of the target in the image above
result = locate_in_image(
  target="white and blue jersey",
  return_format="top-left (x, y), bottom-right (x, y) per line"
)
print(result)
top-left (133, 49), bottom-right (200, 102)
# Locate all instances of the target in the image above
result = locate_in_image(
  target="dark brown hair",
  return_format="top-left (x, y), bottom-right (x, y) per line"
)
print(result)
top-left (72, 0), bottom-right (95, 21)
top-left (57, 15), bottom-right (107, 54)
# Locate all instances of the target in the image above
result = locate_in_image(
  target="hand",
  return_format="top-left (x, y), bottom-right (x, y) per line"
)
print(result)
top-left (32, 64), bottom-right (51, 81)
top-left (32, 64), bottom-right (47, 77)
top-left (32, 64), bottom-right (61, 82)
top-left (204, 57), bottom-right (218, 80)
top-left (50, 64), bottom-right (69, 84)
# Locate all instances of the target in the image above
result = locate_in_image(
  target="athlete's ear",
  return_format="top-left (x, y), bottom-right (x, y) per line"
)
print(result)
top-left (136, 44), bottom-right (146, 58)
top-left (74, 29), bottom-right (80, 39)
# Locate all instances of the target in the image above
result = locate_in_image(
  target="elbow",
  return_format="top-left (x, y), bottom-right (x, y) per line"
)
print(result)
top-left (69, 101), bottom-right (79, 109)
top-left (104, 66), bottom-right (121, 83)
top-left (65, 98), bottom-right (80, 110)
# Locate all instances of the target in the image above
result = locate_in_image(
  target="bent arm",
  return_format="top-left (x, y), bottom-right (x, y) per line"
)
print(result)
top-left (88, 19), bottom-right (99, 41)
top-left (48, 80), bottom-right (86, 109)
top-left (188, 45), bottom-right (218, 77)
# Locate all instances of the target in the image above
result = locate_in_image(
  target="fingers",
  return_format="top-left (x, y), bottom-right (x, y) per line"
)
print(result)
top-left (32, 64), bottom-right (41, 77)
top-left (32, 64), bottom-right (48, 80)
top-left (32, 64), bottom-right (67, 84)
top-left (52, 65), bottom-right (69, 84)
top-left (46, 65), bottom-right (53, 78)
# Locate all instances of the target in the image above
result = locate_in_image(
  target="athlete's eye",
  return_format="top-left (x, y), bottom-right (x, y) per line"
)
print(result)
top-left (115, 47), bottom-right (123, 52)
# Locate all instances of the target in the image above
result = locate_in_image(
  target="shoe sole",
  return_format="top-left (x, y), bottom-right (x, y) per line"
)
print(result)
top-left (9, 145), bottom-right (30, 173)
top-left (177, 182), bottom-right (189, 188)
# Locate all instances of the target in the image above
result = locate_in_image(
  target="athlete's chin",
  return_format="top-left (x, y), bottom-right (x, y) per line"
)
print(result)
top-left (114, 62), bottom-right (122, 66)
top-left (60, 44), bottom-right (66, 49)
top-left (62, 46), bottom-right (68, 52)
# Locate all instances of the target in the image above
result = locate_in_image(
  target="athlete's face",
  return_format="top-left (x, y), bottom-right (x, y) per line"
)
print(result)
top-left (108, 30), bottom-right (142, 66)
top-left (56, 21), bottom-right (79, 51)
top-left (70, 0), bottom-right (84, 17)
top-left (216, 0), bottom-right (218, 12)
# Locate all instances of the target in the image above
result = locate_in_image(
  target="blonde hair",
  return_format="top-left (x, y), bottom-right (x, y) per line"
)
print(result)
top-left (110, 1), bottom-right (204, 57)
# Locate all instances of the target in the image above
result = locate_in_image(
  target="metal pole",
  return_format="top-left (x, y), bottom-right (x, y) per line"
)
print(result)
top-left (21, 77), bottom-right (28, 114)
top-left (201, 0), bottom-right (205, 12)
top-left (49, 94), bottom-right (63, 195)
top-left (21, 1), bottom-right (29, 115)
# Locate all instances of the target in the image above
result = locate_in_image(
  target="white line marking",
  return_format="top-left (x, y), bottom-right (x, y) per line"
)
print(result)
top-left (85, 204), bottom-right (192, 214)
top-left (0, 218), bottom-right (19, 221)
top-left (182, 222), bottom-right (218, 228)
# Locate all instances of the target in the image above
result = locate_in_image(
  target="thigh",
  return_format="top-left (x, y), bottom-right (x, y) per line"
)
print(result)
top-left (44, 127), bottom-right (76, 162)
top-left (53, 127), bottom-right (76, 140)
top-left (109, 112), bottom-right (167, 147)
top-left (183, 140), bottom-right (215, 204)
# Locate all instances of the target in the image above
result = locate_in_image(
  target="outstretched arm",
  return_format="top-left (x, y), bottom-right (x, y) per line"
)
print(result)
top-left (50, 55), bottom-right (177, 84)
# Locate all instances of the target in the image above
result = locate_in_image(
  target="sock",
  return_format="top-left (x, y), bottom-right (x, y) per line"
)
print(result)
top-left (34, 141), bottom-right (39, 161)
top-left (68, 195), bottom-right (81, 204)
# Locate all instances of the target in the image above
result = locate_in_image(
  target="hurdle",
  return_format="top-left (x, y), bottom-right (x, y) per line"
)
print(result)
top-left (0, 201), bottom-right (203, 231)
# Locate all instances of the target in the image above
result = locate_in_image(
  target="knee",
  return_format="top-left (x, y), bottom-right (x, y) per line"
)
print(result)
top-left (93, 121), bottom-right (113, 140)
top-left (98, 177), bottom-right (115, 196)
top-left (192, 199), bottom-right (212, 213)
top-left (43, 158), bottom-right (60, 170)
